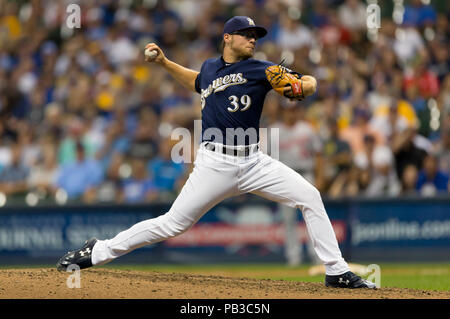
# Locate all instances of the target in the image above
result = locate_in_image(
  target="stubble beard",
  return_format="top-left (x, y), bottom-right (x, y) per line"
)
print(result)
top-left (231, 39), bottom-right (254, 60)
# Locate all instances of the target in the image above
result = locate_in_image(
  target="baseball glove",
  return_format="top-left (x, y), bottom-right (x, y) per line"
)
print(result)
top-left (265, 64), bottom-right (304, 100)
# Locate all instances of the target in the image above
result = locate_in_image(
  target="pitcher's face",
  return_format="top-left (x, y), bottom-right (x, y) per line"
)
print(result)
top-left (227, 29), bottom-right (258, 59)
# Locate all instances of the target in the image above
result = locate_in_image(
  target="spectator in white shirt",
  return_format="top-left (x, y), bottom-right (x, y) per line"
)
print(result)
top-left (277, 13), bottom-right (315, 51)
top-left (338, 0), bottom-right (367, 32)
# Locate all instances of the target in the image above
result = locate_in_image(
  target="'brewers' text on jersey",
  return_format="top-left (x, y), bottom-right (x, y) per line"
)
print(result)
top-left (195, 57), bottom-right (278, 146)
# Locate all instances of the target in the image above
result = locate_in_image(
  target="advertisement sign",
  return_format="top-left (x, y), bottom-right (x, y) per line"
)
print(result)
top-left (345, 199), bottom-right (450, 261)
top-left (0, 198), bottom-right (448, 263)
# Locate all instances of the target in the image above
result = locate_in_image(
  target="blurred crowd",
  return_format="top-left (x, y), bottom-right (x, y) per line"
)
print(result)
top-left (0, 0), bottom-right (449, 206)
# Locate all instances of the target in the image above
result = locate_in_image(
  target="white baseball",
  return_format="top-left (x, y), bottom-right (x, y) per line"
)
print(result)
top-left (145, 48), bottom-right (158, 60)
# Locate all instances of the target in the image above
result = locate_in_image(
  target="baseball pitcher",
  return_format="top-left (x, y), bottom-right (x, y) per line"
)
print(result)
top-left (57, 16), bottom-right (375, 289)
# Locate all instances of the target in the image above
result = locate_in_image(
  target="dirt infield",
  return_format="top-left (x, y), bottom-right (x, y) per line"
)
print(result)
top-left (0, 268), bottom-right (449, 299)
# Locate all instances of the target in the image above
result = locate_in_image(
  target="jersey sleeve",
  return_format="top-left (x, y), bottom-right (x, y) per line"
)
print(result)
top-left (195, 73), bottom-right (201, 94)
top-left (256, 60), bottom-right (277, 91)
top-left (195, 60), bottom-right (208, 94)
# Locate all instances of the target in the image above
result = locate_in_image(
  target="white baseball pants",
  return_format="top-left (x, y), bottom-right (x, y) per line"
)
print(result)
top-left (92, 143), bottom-right (350, 275)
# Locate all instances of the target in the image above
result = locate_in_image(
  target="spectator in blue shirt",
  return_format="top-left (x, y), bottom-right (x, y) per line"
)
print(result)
top-left (120, 156), bottom-right (158, 203)
top-left (0, 145), bottom-right (29, 196)
top-left (96, 119), bottom-right (130, 173)
top-left (403, 0), bottom-right (437, 27)
top-left (148, 138), bottom-right (185, 199)
top-left (416, 154), bottom-right (449, 196)
top-left (56, 142), bottom-right (104, 201)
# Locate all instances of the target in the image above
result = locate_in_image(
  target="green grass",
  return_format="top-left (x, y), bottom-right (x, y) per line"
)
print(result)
top-left (104, 262), bottom-right (450, 291)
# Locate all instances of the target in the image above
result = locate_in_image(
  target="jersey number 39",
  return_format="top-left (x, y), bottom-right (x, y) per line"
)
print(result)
top-left (228, 95), bottom-right (252, 112)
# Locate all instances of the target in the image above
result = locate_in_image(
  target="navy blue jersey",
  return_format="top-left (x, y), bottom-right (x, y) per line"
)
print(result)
top-left (194, 56), bottom-right (276, 146)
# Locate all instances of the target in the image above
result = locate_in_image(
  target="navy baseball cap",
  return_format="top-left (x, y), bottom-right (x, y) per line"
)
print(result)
top-left (223, 16), bottom-right (267, 39)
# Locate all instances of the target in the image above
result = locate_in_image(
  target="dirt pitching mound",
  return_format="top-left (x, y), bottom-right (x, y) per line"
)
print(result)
top-left (0, 268), bottom-right (448, 299)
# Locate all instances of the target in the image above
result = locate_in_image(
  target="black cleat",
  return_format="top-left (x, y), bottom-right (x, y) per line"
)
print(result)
top-left (56, 238), bottom-right (97, 272)
top-left (325, 271), bottom-right (377, 289)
